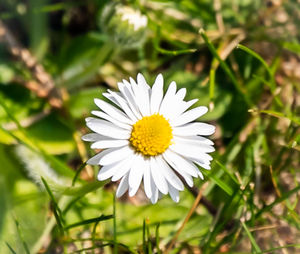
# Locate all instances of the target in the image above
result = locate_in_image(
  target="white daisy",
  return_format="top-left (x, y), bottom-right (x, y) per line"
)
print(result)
top-left (82, 73), bottom-right (215, 203)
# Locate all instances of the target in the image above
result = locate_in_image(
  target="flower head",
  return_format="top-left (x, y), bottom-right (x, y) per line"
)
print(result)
top-left (116, 6), bottom-right (147, 31)
top-left (100, 4), bottom-right (148, 49)
top-left (83, 74), bottom-right (215, 203)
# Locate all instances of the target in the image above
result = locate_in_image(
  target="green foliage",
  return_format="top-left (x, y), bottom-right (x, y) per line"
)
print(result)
top-left (0, 0), bottom-right (299, 253)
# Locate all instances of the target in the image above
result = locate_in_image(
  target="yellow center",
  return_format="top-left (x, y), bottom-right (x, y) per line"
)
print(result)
top-left (130, 114), bottom-right (173, 156)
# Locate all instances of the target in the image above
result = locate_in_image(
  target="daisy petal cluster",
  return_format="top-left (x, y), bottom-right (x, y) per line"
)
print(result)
top-left (116, 6), bottom-right (148, 31)
top-left (83, 73), bottom-right (215, 203)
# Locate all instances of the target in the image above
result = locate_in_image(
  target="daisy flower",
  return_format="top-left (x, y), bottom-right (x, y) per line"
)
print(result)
top-left (83, 73), bottom-right (215, 203)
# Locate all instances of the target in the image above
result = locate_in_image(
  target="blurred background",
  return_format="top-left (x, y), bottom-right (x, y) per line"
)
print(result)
top-left (0, 0), bottom-right (299, 253)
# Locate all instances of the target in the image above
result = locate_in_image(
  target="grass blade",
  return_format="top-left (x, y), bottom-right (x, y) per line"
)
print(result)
top-left (13, 218), bottom-right (30, 254)
top-left (241, 221), bottom-right (262, 253)
top-left (262, 243), bottom-right (300, 253)
top-left (202, 170), bottom-right (234, 196)
top-left (146, 219), bottom-right (152, 254)
top-left (257, 109), bottom-right (300, 126)
top-left (41, 177), bottom-right (65, 234)
top-left (199, 28), bottom-right (252, 107)
top-left (237, 44), bottom-right (283, 107)
top-left (255, 185), bottom-right (300, 218)
top-left (113, 194), bottom-right (118, 254)
top-left (155, 223), bottom-right (161, 254)
top-left (237, 44), bottom-right (273, 80)
top-left (64, 214), bottom-right (113, 230)
top-left (215, 160), bottom-right (240, 185)
top-left (71, 161), bottom-right (87, 186)
top-left (5, 242), bottom-right (17, 254)
top-left (63, 180), bottom-right (109, 196)
top-left (142, 219), bottom-right (147, 254)
top-left (154, 26), bottom-right (197, 55)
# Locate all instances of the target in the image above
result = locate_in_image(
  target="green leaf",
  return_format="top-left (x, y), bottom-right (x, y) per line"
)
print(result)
top-left (68, 87), bottom-right (106, 119)
top-left (202, 170), bottom-right (234, 196)
top-left (0, 64), bottom-right (14, 83)
top-left (58, 40), bottom-right (114, 89)
top-left (282, 42), bottom-right (300, 54)
top-left (29, 0), bottom-right (49, 59)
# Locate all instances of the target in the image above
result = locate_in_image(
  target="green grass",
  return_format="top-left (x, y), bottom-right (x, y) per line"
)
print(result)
top-left (0, 0), bottom-right (299, 253)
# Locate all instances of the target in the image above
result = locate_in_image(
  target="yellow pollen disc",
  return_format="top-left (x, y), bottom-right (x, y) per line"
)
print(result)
top-left (130, 114), bottom-right (173, 156)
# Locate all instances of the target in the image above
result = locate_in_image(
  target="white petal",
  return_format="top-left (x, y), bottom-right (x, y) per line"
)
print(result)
top-left (111, 156), bottom-right (135, 181)
top-left (143, 163), bottom-right (152, 198)
top-left (97, 162), bottom-right (121, 181)
top-left (99, 146), bottom-right (134, 165)
top-left (116, 173), bottom-right (129, 198)
top-left (128, 154), bottom-right (145, 197)
top-left (159, 81), bottom-right (177, 116)
top-left (94, 98), bottom-right (133, 124)
top-left (86, 119), bottom-right (131, 139)
top-left (174, 99), bottom-right (198, 117)
top-left (137, 73), bottom-right (150, 90)
top-left (129, 77), bottom-right (138, 89)
top-left (173, 122), bottom-right (216, 136)
top-left (134, 74), bottom-right (151, 116)
top-left (193, 160), bottom-right (211, 171)
top-left (175, 88), bottom-right (186, 101)
top-left (150, 74), bottom-right (164, 114)
top-left (170, 143), bottom-right (213, 163)
top-left (172, 137), bottom-right (215, 153)
top-left (87, 149), bottom-right (112, 165)
top-left (168, 184), bottom-right (180, 203)
top-left (82, 133), bottom-right (104, 142)
top-left (156, 156), bottom-right (184, 191)
top-left (175, 135), bottom-right (214, 146)
top-left (92, 111), bottom-right (132, 130)
top-left (137, 87), bottom-right (151, 116)
top-left (103, 92), bottom-right (120, 107)
top-left (150, 185), bottom-right (159, 204)
top-left (197, 170), bottom-right (204, 180)
top-left (118, 82), bottom-right (142, 119)
top-left (163, 150), bottom-right (198, 177)
top-left (91, 139), bottom-right (129, 149)
top-left (106, 90), bottom-right (138, 122)
top-left (85, 117), bottom-right (94, 122)
top-left (164, 155), bottom-right (194, 187)
top-left (161, 92), bottom-right (198, 121)
top-left (150, 157), bottom-right (168, 194)
top-left (180, 171), bottom-right (194, 187)
top-left (170, 106), bottom-right (208, 127)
